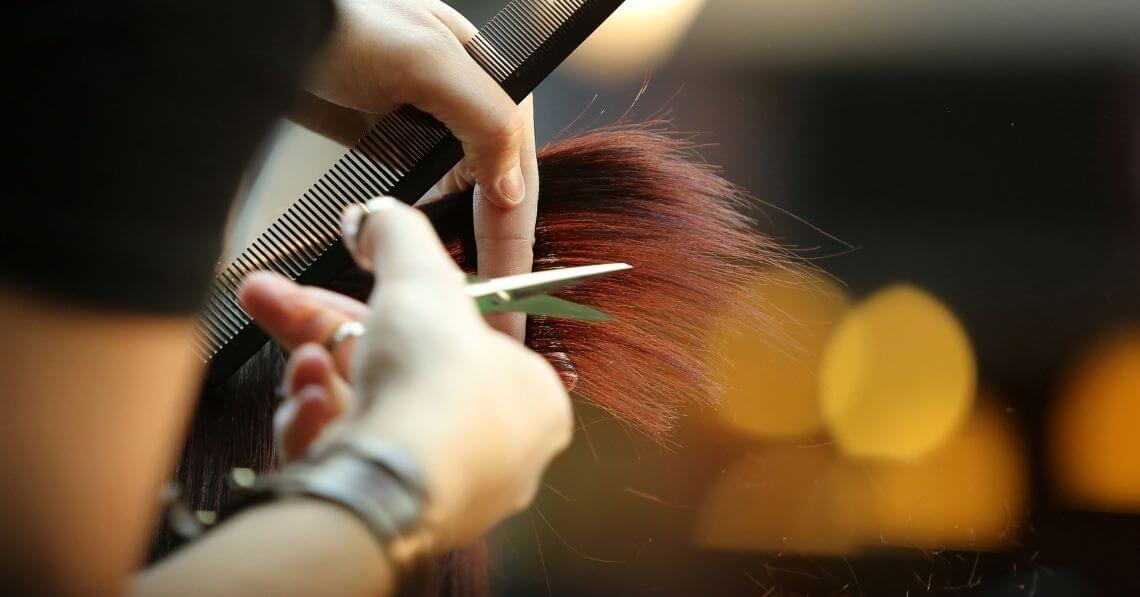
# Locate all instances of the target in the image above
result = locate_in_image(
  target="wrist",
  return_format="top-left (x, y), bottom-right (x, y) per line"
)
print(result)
top-left (267, 497), bottom-right (399, 585)
top-left (224, 438), bottom-right (436, 569)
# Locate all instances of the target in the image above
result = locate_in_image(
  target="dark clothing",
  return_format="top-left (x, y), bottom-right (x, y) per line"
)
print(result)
top-left (2, 1), bottom-right (333, 313)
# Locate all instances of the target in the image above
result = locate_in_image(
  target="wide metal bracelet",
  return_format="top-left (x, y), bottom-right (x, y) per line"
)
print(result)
top-left (227, 439), bottom-right (432, 566)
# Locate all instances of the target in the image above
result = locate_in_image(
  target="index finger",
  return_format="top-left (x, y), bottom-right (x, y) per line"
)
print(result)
top-left (474, 95), bottom-right (538, 341)
top-left (403, 7), bottom-right (526, 209)
top-left (239, 271), bottom-right (365, 374)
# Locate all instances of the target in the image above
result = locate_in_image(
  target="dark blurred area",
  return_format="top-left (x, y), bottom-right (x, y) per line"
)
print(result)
top-left (251, 1), bottom-right (1140, 594)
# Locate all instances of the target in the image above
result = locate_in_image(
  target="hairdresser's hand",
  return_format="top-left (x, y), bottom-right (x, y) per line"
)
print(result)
top-left (418, 95), bottom-right (538, 340)
top-left (293, 0), bottom-right (539, 340)
top-left (295, 0), bottom-right (526, 208)
top-left (240, 198), bottom-right (571, 552)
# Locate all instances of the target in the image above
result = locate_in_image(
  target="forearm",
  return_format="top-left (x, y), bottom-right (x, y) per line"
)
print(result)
top-left (133, 499), bottom-right (395, 597)
top-left (0, 286), bottom-right (201, 594)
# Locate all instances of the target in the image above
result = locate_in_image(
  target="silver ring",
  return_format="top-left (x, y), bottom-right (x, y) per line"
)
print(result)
top-left (326, 320), bottom-right (365, 353)
top-left (355, 197), bottom-right (395, 247)
top-left (354, 206), bottom-right (372, 248)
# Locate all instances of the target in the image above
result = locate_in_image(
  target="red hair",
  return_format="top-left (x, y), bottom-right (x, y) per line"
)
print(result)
top-left (425, 123), bottom-right (778, 440)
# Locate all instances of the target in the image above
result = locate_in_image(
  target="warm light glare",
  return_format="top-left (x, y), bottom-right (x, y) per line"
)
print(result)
top-left (685, 0), bottom-right (1140, 66)
top-left (564, 0), bottom-right (706, 81)
top-left (844, 401), bottom-right (1027, 550)
top-left (708, 266), bottom-right (848, 439)
top-left (694, 402), bottom-right (1026, 555)
top-left (694, 445), bottom-right (857, 555)
top-left (819, 284), bottom-right (976, 460)
top-left (1050, 327), bottom-right (1140, 512)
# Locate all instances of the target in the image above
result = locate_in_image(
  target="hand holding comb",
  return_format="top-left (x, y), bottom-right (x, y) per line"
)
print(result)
top-left (197, 0), bottom-right (626, 385)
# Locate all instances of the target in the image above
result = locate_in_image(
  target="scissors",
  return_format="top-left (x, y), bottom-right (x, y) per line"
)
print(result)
top-left (466, 262), bottom-right (632, 321)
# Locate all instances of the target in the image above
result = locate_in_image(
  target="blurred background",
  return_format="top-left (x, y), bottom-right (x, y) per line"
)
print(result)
top-left (239, 1), bottom-right (1140, 594)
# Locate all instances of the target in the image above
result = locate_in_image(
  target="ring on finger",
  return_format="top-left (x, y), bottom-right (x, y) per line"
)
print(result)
top-left (353, 205), bottom-right (373, 249)
top-left (325, 320), bottom-right (366, 354)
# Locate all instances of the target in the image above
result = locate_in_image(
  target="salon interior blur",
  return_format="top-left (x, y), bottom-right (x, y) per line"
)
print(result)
top-left (237, 1), bottom-right (1140, 594)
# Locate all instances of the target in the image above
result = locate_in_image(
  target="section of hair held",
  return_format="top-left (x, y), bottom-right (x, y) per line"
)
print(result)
top-left (422, 123), bottom-right (782, 441)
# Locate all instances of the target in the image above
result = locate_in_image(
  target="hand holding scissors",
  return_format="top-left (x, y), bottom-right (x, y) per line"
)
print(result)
top-left (238, 198), bottom-right (629, 553)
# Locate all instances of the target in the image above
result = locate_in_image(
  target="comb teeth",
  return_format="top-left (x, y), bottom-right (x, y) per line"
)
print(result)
top-left (193, 104), bottom-right (447, 359)
top-left (195, 0), bottom-right (623, 373)
top-left (470, 0), bottom-right (589, 82)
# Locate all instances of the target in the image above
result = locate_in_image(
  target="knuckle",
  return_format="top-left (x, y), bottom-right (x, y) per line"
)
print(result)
top-left (399, 202), bottom-right (436, 232)
top-left (486, 108), bottom-right (525, 152)
top-left (510, 482), bottom-right (540, 514)
top-left (386, 47), bottom-right (444, 101)
top-left (552, 402), bottom-right (573, 450)
top-left (385, 65), bottom-right (429, 104)
top-left (378, 282), bottom-right (443, 323)
top-left (471, 236), bottom-right (536, 256)
top-left (525, 352), bottom-right (573, 440)
top-left (386, 25), bottom-right (463, 102)
top-left (377, 285), bottom-right (474, 346)
top-left (376, 200), bottom-right (435, 240)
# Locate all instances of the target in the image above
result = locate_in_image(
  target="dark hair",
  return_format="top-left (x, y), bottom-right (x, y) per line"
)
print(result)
top-left (152, 124), bottom-right (779, 595)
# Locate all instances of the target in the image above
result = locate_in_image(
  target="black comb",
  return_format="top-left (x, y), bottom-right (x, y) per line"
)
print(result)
top-left (197, 0), bottom-right (624, 385)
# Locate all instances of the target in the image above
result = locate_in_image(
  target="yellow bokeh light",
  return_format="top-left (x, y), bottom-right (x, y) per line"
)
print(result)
top-left (564, 0), bottom-right (707, 81)
top-left (841, 401), bottom-right (1027, 550)
top-left (694, 445), bottom-right (858, 555)
top-left (694, 402), bottom-right (1025, 556)
top-left (819, 284), bottom-right (976, 460)
top-left (1050, 327), bottom-right (1140, 512)
top-left (707, 266), bottom-right (849, 439)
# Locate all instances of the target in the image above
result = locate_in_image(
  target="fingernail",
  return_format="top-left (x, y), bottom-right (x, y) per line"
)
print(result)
top-left (341, 204), bottom-right (366, 247)
top-left (495, 165), bottom-right (525, 205)
top-left (343, 197), bottom-right (399, 270)
top-left (299, 387), bottom-right (333, 421)
top-left (342, 197), bottom-right (398, 241)
top-left (274, 397), bottom-right (300, 433)
top-left (364, 196), bottom-right (398, 213)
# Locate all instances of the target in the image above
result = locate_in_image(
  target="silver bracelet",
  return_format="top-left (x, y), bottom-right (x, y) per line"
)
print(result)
top-left (226, 438), bottom-right (432, 567)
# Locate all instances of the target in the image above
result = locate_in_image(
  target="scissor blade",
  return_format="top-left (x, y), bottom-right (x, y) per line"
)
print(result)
top-left (477, 294), bottom-right (613, 321)
top-left (464, 263), bottom-right (632, 301)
